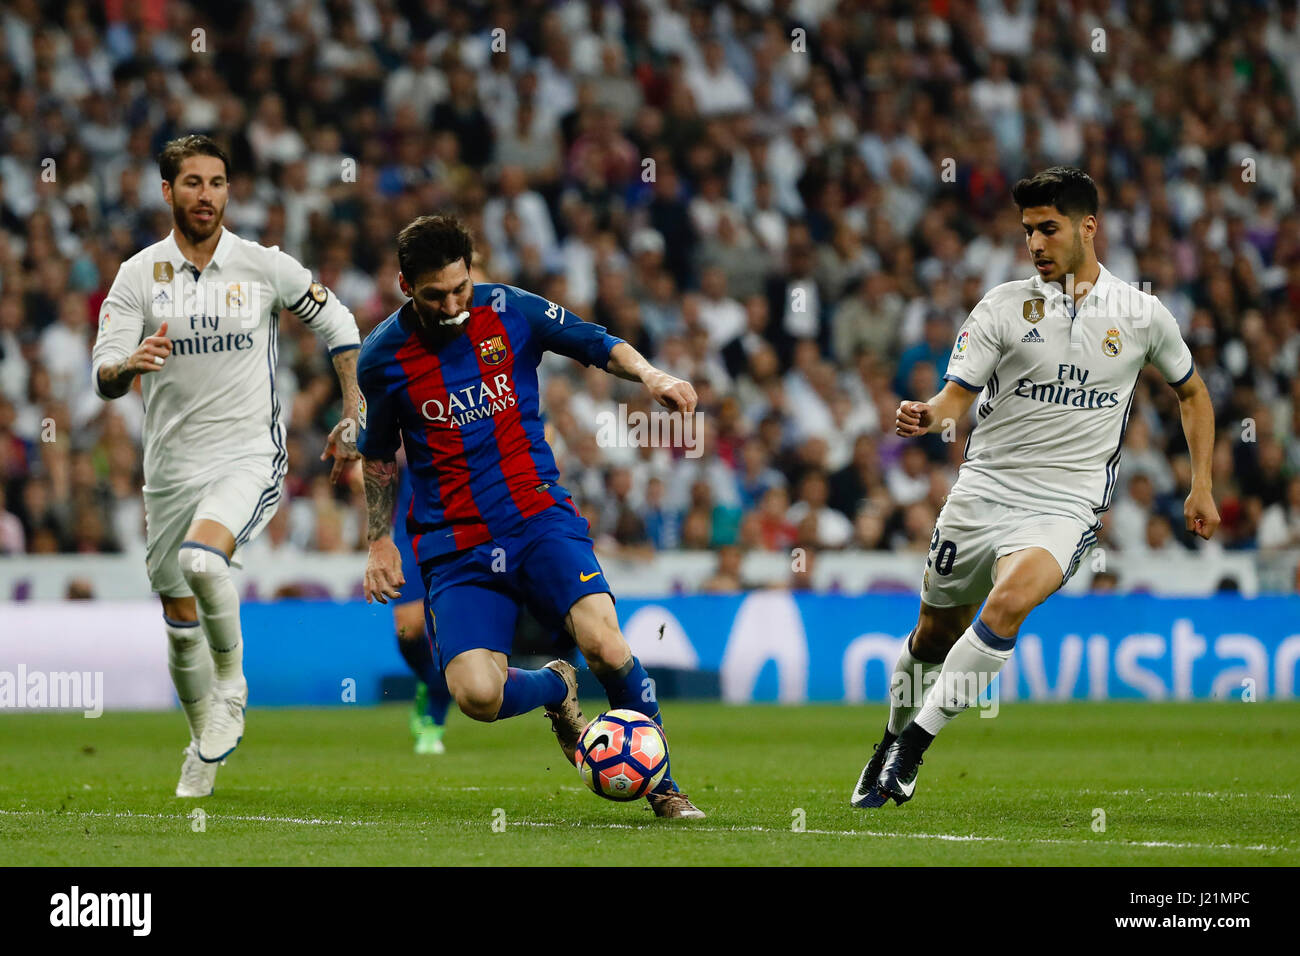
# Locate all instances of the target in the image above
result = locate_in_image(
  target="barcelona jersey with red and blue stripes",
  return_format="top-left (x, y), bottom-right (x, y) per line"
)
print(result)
top-left (356, 283), bottom-right (624, 562)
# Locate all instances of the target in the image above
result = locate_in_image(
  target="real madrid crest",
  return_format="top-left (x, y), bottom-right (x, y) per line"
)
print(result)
top-left (1022, 298), bottom-right (1045, 323)
top-left (154, 261), bottom-right (174, 283)
top-left (309, 281), bottom-right (328, 304)
top-left (479, 334), bottom-right (508, 365)
top-left (225, 282), bottom-right (244, 311)
top-left (1102, 327), bottom-right (1122, 357)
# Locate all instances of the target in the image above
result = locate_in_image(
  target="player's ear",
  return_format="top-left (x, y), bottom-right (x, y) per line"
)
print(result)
top-left (398, 272), bottom-right (411, 297)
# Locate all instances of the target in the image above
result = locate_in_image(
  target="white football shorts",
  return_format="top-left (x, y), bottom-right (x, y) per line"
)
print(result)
top-left (144, 458), bottom-right (284, 597)
top-left (919, 492), bottom-right (1099, 609)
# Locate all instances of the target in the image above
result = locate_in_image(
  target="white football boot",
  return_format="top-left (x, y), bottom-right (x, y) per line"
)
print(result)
top-left (175, 742), bottom-right (218, 797)
top-left (198, 677), bottom-right (247, 763)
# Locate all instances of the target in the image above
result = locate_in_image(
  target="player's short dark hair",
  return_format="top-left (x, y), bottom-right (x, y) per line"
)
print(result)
top-left (158, 134), bottom-right (231, 184)
top-left (1012, 166), bottom-right (1099, 220)
top-left (397, 215), bottom-right (475, 280)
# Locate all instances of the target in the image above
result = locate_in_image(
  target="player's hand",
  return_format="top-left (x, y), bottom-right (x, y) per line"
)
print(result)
top-left (125, 321), bottom-right (173, 374)
top-left (1184, 484), bottom-right (1220, 540)
top-left (363, 537), bottom-right (405, 604)
top-left (322, 418), bottom-right (362, 484)
top-left (644, 369), bottom-right (697, 415)
top-left (896, 400), bottom-right (933, 437)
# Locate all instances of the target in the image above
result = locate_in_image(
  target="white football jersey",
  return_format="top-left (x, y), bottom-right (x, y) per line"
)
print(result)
top-left (91, 227), bottom-right (360, 490)
top-left (943, 263), bottom-right (1193, 525)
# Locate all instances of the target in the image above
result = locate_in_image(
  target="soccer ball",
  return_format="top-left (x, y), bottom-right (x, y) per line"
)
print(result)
top-left (574, 709), bottom-right (669, 801)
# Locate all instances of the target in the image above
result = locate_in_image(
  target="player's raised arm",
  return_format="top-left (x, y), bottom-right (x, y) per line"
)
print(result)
top-left (898, 298), bottom-right (1001, 436)
top-left (511, 285), bottom-right (697, 414)
top-left (92, 264), bottom-right (167, 399)
top-left (606, 341), bottom-right (697, 414)
top-left (272, 249), bottom-right (363, 482)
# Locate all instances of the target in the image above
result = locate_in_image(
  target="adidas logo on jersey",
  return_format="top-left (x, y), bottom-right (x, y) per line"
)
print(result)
top-left (1021, 328), bottom-right (1046, 343)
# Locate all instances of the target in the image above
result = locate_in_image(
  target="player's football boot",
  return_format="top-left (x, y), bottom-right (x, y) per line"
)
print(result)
top-left (875, 731), bottom-right (926, 806)
top-left (175, 741), bottom-right (218, 797)
top-left (198, 677), bottom-right (247, 763)
top-left (849, 730), bottom-right (897, 808)
top-left (413, 716), bottom-right (447, 755)
top-left (542, 660), bottom-right (585, 764)
top-left (647, 788), bottom-right (706, 819)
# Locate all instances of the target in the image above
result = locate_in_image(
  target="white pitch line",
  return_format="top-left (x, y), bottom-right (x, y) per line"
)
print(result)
top-left (1, 808), bottom-right (1291, 854)
top-left (506, 820), bottom-right (1293, 853)
top-left (1077, 788), bottom-right (1294, 801)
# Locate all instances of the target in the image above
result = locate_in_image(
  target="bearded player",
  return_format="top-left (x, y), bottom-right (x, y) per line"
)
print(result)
top-left (92, 135), bottom-right (361, 796)
top-left (357, 215), bottom-right (704, 818)
top-left (850, 167), bottom-right (1219, 808)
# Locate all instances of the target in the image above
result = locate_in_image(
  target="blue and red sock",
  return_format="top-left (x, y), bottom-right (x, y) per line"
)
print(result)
top-left (594, 656), bottom-right (677, 793)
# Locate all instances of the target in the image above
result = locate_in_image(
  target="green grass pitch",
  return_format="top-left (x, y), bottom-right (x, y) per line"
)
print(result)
top-left (1, 700), bottom-right (1296, 866)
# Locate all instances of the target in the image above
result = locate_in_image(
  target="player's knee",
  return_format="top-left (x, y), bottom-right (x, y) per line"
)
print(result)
top-left (451, 677), bottom-right (504, 722)
top-left (911, 621), bottom-right (958, 661)
top-left (581, 627), bottom-right (630, 673)
top-left (177, 542), bottom-right (230, 592)
top-left (981, 587), bottom-right (1037, 634)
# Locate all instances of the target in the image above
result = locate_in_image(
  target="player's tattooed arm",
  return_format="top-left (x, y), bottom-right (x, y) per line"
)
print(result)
top-left (606, 342), bottom-right (698, 414)
top-left (97, 322), bottom-right (174, 398)
top-left (362, 456), bottom-right (404, 604)
top-left (363, 457), bottom-right (398, 542)
top-left (322, 349), bottom-right (361, 483)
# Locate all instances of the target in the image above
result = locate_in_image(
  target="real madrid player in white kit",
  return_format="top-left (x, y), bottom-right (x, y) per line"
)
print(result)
top-left (851, 167), bottom-right (1220, 808)
top-left (92, 136), bottom-right (361, 796)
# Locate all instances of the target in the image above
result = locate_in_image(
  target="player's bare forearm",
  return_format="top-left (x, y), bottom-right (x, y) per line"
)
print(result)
top-left (331, 348), bottom-right (360, 423)
top-left (96, 361), bottom-right (135, 400)
top-left (1173, 372), bottom-right (1219, 538)
top-left (322, 349), bottom-right (362, 481)
top-left (898, 381), bottom-right (977, 436)
top-left (606, 342), bottom-right (698, 414)
top-left (95, 322), bottom-right (174, 399)
top-left (363, 457), bottom-right (398, 542)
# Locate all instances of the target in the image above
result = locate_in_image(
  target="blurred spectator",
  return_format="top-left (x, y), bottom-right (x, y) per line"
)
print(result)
top-left (0, 0), bottom-right (1290, 591)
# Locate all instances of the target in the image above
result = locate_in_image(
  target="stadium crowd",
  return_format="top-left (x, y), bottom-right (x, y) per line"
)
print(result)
top-left (2, 0), bottom-right (1300, 589)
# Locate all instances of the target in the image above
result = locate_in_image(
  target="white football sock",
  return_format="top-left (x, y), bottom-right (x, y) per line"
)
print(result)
top-left (178, 542), bottom-right (245, 683)
top-left (913, 620), bottom-right (1015, 736)
top-left (165, 618), bottom-right (213, 739)
top-left (886, 632), bottom-right (944, 735)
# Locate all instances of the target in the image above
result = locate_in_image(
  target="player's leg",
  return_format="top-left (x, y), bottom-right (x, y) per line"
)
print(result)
top-left (877, 523), bottom-right (1085, 806)
top-left (144, 488), bottom-right (219, 797)
top-left (431, 577), bottom-right (567, 723)
top-left (181, 461), bottom-right (283, 762)
top-left (162, 593), bottom-right (221, 798)
top-left (854, 491), bottom-right (998, 808)
top-left (851, 600), bottom-right (976, 808)
top-left (560, 593), bottom-right (703, 818)
top-left (393, 599), bottom-right (450, 753)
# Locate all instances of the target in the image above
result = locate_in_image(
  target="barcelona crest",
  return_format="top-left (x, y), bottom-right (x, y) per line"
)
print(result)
top-left (479, 334), bottom-right (508, 365)
top-left (1102, 327), bottom-right (1122, 357)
